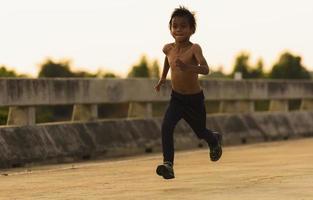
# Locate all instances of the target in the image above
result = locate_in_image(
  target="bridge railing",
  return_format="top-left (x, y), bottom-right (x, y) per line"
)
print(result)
top-left (0, 78), bottom-right (313, 126)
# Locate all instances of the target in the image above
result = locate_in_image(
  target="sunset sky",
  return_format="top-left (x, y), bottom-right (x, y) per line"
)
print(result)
top-left (1, 0), bottom-right (312, 77)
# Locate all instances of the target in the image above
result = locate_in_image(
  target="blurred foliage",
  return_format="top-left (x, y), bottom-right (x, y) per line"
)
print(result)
top-left (102, 72), bottom-right (117, 78)
top-left (38, 59), bottom-right (75, 78)
top-left (150, 60), bottom-right (160, 78)
top-left (74, 71), bottom-right (97, 78)
top-left (0, 107), bottom-right (8, 125)
top-left (36, 105), bottom-right (73, 123)
top-left (269, 52), bottom-right (311, 79)
top-left (254, 100), bottom-right (270, 111)
top-left (0, 65), bottom-right (28, 78)
top-left (288, 99), bottom-right (302, 111)
top-left (249, 59), bottom-right (265, 79)
top-left (38, 58), bottom-right (118, 78)
top-left (98, 103), bottom-right (129, 118)
top-left (203, 66), bottom-right (230, 79)
top-left (128, 55), bottom-right (160, 78)
top-left (232, 52), bottom-right (250, 78)
top-left (0, 66), bottom-right (18, 77)
top-left (128, 56), bottom-right (150, 77)
top-left (231, 52), bottom-right (265, 79)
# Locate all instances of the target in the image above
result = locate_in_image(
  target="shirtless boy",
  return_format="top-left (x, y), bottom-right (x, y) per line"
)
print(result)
top-left (155, 6), bottom-right (223, 179)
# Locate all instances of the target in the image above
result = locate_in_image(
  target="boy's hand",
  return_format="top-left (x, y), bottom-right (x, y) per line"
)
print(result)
top-left (155, 79), bottom-right (166, 92)
top-left (175, 59), bottom-right (189, 71)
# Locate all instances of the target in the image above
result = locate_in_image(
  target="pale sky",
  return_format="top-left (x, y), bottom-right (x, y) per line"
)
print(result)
top-left (1, 0), bottom-right (313, 77)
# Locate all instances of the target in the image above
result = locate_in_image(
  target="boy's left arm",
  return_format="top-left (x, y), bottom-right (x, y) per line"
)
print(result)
top-left (176, 44), bottom-right (209, 75)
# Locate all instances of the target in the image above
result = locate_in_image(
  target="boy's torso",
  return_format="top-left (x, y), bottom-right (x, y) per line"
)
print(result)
top-left (165, 43), bottom-right (201, 95)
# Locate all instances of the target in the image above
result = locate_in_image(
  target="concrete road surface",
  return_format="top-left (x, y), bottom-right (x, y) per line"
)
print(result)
top-left (1, 138), bottom-right (313, 200)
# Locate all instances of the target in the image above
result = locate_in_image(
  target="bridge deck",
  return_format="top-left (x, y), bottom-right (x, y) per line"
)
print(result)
top-left (1, 138), bottom-right (313, 200)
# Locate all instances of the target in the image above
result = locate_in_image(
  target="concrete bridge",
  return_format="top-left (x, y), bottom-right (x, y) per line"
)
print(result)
top-left (0, 78), bottom-right (313, 168)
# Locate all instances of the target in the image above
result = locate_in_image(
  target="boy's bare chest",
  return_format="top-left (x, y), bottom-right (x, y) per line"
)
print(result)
top-left (167, 47), bottom-right (195, 66)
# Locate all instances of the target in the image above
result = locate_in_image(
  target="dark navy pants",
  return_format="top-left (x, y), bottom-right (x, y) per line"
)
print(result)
top-left (162, 90), bottom-right (217, 164)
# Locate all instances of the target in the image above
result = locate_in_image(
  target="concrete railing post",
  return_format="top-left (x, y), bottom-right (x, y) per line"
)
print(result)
top-left (300, 99), bottom-right (313, 111)
top-left (269, 100), bottom-right (288, 112)
top-left (72, 104), bottom-right (98, 121)
top-left (7, 106), bottom-right (36, 126)
top-left (219, 100), bottom-right (254, 113)
top-left (128, 102), bottom-right (153, 118)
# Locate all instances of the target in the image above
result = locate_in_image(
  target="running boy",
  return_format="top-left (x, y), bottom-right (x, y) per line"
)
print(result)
top-left (155, 6), bottom-right (222, 179)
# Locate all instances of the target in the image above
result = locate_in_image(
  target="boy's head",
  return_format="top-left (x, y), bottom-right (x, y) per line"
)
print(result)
top-left (169, 6), bottom-right (196, 33)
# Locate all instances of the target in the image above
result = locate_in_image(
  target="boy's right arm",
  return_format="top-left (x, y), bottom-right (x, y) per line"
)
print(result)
top-left (155, 44), bottom-right (172, 92)
top-left (160, 56), bottom-right (170, 80)
top-left (155, 56), bottom-right (170, 92)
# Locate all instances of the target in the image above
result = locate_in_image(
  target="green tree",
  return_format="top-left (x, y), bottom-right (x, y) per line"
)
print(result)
top-left (38, 59), bottom-right (75, 78)
top-left (0, 66), bottom-right (18, 77)
top-left (38, 58), bottom-right (103, 78)
top-left (204, 66), bottom-right (229, 79)
top-left (231, 52), bottom-right (251, 79)
top-left (269, 52), bottom-right (311, 79)
top-left (103, 72), bottom-right (117, 78)
top-left (249, 59), bottom-right (265, 79)
top-left (128, 56), bottom-right (150, 78)
top-left (231, 53), bottom-right (265, 79)
top-left (74, 71), bottom-right (98, 78)
top-left (149, 60), bottom-right (160, 78)
top-left (0, 107), bottom-right (8, 125)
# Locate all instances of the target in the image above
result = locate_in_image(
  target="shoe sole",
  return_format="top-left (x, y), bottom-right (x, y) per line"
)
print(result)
top-left (156, 165), bottom-right (175, 179)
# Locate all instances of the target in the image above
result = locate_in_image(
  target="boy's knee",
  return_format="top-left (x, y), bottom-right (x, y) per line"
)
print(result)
top-left (195, 130), bottom-right (206, 139)
top-left (194, 129), bottom-right (212, 140)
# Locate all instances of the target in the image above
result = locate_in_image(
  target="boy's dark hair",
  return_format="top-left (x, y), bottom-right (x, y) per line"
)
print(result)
top-left (169, 6), bottom-right (196, 33)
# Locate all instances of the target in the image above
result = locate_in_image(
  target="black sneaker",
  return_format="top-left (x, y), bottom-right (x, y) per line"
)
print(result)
top-left (209, 132), bottom-right (223, 162)
top-left (156, 162), bottom-right (175, 179)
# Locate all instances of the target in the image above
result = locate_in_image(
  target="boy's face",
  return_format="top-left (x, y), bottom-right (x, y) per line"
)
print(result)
top-left (170, 16), bottom-right (194, 43)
